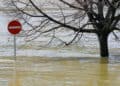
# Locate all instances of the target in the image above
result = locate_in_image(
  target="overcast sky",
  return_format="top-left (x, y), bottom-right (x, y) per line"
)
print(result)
top-left (0, 13), bottom-right (10, 35)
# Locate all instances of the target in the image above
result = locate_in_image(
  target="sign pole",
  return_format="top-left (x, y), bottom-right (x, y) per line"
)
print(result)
top-left (8, 20), bottom-right (22, 86)
top-left (14, 35), bottom-right (16, 86)
top-left (14, 35), bottom-right (16, 60)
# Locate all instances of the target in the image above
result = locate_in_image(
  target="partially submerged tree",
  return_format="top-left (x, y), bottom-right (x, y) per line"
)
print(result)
top-left (3, 0), bottom-right (120, 57)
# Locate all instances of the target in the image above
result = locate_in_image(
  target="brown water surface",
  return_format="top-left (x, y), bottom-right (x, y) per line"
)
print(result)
top-left (0, 57), bottom-right (120, 86)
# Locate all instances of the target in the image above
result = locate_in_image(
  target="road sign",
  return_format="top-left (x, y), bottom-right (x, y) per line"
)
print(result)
top-left (8, 20), bottom-right (22, 35)
top-left (8, 20), bottom-right (22, 60)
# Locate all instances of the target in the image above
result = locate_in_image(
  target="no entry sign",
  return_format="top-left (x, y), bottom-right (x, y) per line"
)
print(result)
top-left (8, 20), bottom-right (22, 60)
top-left (8, 20), bottom-right (22, 35)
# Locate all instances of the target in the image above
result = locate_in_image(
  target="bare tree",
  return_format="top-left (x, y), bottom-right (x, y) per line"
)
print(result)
top-left (3, 0), bottom-right (120, 57)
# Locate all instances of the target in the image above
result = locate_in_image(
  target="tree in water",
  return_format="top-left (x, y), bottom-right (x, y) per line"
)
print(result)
top-left (3, 0), bottom-right (120, 57)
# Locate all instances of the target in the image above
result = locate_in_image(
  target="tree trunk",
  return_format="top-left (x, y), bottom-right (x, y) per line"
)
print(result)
top-left (98, 34), bottom-right (109, 57)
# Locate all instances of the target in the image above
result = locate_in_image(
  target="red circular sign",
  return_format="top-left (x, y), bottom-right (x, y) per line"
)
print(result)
top-left (8, 20), bottom-right (22, 35)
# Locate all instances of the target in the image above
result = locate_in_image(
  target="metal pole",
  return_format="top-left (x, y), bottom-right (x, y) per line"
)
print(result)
top-left (14, 35), bottom-right (16, 60)
top-left (13, 35), bottom-right (17, 86)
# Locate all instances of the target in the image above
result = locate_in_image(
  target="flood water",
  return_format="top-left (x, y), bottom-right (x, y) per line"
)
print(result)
top-left (0, 5), bottom-right (120, 86)
top-left (0, 57), bottom-right (120, 86)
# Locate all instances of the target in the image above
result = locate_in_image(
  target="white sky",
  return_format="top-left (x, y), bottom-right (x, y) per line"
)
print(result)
top-left (0, 14), bottom-right (8, 34)
top-left (0, 13), bottom-right (15, 35)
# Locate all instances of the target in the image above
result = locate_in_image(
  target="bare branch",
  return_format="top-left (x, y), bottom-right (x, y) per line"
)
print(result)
top-left (11, 0), bottom-right (44, 17)
top-left (29, 0), bottom-right (80, 32)
top-left (59, 0), bottom-right (84, 10)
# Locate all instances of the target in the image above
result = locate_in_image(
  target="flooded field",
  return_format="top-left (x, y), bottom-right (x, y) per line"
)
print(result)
top-left (0, 13), bottom-right (120, 86)
top-left (0, 57), bottom-right (120, 86)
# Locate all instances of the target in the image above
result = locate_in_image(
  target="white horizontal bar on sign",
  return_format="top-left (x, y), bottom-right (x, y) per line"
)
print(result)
top-left (8, 26), bottom-right (21, 29)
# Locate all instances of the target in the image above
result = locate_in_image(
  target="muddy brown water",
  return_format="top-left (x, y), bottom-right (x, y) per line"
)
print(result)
top-left (0, 57), bottom-right (120, 86)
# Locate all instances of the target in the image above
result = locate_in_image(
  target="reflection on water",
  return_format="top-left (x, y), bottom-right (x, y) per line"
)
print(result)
top-left (0, 57), bottom-right (120, 86)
